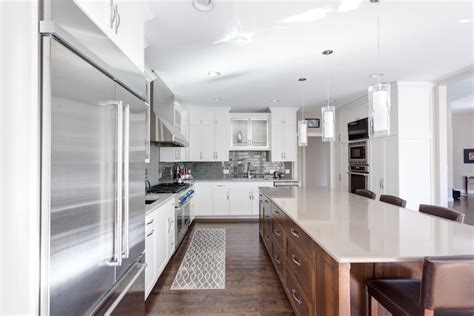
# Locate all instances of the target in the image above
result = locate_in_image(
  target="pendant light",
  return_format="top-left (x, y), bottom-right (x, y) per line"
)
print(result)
top-left (321, 50), bottom-right (336, 142)
top-left (368, 0), bottom-right (391, 138)
top-left (298, 78), bottom-right (308, 147)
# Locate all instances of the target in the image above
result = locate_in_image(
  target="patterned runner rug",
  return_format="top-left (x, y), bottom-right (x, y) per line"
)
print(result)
top-left (171, 228), bottom-right (226, 290)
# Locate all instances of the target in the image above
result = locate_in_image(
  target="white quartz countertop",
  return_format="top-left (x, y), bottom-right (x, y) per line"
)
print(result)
top-left (145, 193), bottom-right (175, 216)
top-left (260, 187), bottom-right (474, 263)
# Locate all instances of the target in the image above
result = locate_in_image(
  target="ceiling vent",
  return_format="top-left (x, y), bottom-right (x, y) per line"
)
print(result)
top-left (192, 0), bottom-right (215, 12)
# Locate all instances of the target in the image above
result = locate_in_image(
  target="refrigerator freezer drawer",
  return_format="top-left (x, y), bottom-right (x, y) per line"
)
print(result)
top-left (91, 257), bottom-right (146, 316)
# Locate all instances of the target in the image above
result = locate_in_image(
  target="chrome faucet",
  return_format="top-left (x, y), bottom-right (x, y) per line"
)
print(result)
top-left (247, 162), bottom-right (252, 179)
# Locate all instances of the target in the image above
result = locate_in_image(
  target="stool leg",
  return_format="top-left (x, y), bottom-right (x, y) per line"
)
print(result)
top-left (368, 295), bottom-right (378, 316)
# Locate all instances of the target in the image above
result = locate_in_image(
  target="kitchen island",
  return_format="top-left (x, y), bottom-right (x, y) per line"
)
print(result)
top-left (259, 187), bottom-right (474, 316)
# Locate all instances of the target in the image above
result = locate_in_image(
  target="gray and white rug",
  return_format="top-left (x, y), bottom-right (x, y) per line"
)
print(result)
top-left (171, 228), bottom-right (226, 290)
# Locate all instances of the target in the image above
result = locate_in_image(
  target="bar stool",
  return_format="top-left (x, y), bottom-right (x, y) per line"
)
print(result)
top-left (367, 256), bottom-right (474, 316)
top-left (419, 204), bottom-right (465, 224)
top-left (380, 194), bottom-right (407, 207)
top-left (354, 189), bottom-right (376, 200)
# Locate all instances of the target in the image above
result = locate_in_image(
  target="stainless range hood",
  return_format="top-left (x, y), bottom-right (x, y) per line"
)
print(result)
top-left (149, 80), bottom-right (188, 147)
top-left (152, 116), bottom-right (189, 147)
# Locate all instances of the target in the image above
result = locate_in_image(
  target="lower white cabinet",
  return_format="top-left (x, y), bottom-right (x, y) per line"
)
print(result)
top-left (145, 198), bottom-right (176, 300)
top-left (191, 181), bottom-right (273, 217)
top-left (368, 137), bottom-right (399, 198)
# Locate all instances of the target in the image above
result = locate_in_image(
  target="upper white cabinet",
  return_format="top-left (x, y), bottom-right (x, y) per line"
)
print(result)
top-left (229, 114), bottom-right (270, 150)
top-left (188, 109), bottom-right (230, 162)
top-left (336, 97), bottom-right (368, 143)
top-left (73, 0), bottom-right (145, 71)
top-left (270, 108), bottom-right (297, 162)
top-left (160, 103), bottom-right (187, 162)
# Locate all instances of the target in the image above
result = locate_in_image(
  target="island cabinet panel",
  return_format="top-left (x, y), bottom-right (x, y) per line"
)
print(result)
top-left (260, 192), bottom-right (351, 316)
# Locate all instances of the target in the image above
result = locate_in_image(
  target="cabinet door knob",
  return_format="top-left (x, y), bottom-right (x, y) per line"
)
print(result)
top-left (290, 228), bottom-right (300, 238)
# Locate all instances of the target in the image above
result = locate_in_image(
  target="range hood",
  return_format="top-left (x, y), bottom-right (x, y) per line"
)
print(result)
top-left (151, 115), bottom-right (189, 147)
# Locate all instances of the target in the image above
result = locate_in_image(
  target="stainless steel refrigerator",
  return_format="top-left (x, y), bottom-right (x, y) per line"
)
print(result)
top-left (41, 32), bottom-right (148, 315)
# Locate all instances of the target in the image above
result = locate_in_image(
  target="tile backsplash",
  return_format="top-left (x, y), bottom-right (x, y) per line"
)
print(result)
top-left (145, 146), bottom-right (292, 183)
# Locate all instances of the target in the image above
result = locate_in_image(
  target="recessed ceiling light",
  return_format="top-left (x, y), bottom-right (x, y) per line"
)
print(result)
top-left (214, 97), bottom-right (222, 101)
top-left (338, 0), bottom-right (362, 12)
top-left (271, 99), bottom-right (280, 103)
top-left (208, 71), bottom-right (221, 76)
top-left (298, 78), bottom-right (307, 82)
top-left (322, 50), bottom-right (334, 55)
top-left (459, 18), bottom-right (474, 23)
top-left (283, 8), bottom-right (332, 24)
top-left (213, 31), bottom-right (254, 46)
top-left (192, 0), bottom-right (215, 12)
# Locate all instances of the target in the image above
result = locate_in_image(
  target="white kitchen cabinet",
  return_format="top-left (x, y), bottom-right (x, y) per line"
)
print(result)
top-left (270, 108), bottom-right (297, 162)
top-left (369, 137), bottom-right (399, 198)
top-left (144, 199), bottom-right (176, 300)
top-left (192, 181), bottom-right (273, 217)
top-left (191, 182), bottom-right (213, 216)
top-left (229, 114), bottom-right (270, 150)
top-left (73, 0), bottom-right (145, 71)
top-left (188, 109), bottom-right (230, 162)
top-left (333, 143), bottom-right (349, 192)
top-left (144, 213), bottom-right (157, 299)
top-left (159, 147), bottom-right (185, 162)
top-left (250, 190), bottom-right (259, 215)
top-left (229, 190), bottom-right (251, 215)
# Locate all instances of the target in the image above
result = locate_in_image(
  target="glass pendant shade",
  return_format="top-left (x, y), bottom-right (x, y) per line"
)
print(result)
top-left (298, 120), bottom-right (308, 146)
top-left (321, 104), bottom-right (336, 142)
top-left (368, 80), bottom-right (391, 138)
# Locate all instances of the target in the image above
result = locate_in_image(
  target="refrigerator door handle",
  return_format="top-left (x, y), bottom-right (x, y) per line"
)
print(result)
top-left (145, 102), bottom-right (151, 163)
top-left (106, 100), bottom-right (123, 267)
top-left (122, 104), bottom-right (130, 259)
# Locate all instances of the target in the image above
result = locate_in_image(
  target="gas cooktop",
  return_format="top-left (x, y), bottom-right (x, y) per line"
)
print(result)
top-left (147, 183), bottom-right (190, 194)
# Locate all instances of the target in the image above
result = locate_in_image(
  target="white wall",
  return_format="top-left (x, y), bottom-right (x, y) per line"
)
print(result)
top-left (452, 112), bottom-right (474, 193)
top-left (304, 137), bottom-right (330, 188)
top-left (0, 1), bottom-right (40, 315)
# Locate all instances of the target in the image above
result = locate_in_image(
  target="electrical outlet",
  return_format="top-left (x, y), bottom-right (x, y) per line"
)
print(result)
top-left (223, 169), bottom-right (230, 174)
top-left (285, 169), bottom-right (290, 174)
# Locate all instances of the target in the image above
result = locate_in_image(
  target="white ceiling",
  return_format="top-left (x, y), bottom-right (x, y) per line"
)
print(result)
top-left (144, 0), bottom-right (474, 112)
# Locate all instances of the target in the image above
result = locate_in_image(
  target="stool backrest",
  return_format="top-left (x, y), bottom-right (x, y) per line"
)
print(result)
top-left (380, 194), bottom-right (407, 207)
top-left (419, 204), bottom-right (465, 223)
top-left (421, 256), bottom-right (474, 310)
top-left (354, 189), bottom-right (376, 200)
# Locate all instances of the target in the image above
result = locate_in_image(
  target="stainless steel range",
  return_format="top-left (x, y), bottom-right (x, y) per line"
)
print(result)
top-left (147, 183), bottom-right (194, 246)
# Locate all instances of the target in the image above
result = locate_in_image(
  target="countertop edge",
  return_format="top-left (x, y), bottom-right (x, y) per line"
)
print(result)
top-left (145, 194), bottom-right (175, 217)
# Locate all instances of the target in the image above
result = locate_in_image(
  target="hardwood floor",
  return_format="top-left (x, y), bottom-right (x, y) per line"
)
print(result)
top-left (451, 194), bottom-right (474, 226)
top-left (145, 221), bottom-right (294, 316)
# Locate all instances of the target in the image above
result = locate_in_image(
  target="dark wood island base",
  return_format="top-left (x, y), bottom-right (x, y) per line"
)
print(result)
top-left (259, 192), bottom-right (423, 316)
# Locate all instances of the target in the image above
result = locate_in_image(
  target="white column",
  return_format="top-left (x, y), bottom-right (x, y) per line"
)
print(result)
top-left (0, 1), bottom-right (40, 315)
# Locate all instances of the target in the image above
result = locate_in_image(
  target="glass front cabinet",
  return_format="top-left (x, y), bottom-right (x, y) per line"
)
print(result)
top-left (230, 114), bottom-right (270, 150)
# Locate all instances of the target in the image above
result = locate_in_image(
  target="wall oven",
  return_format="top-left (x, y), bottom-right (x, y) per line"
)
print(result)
top-left (348, 164), bottom-right (370, 193)
top-left (347, 117), bottom-right (369, 141)
top-left (349, 141), bottom-right (368, 165)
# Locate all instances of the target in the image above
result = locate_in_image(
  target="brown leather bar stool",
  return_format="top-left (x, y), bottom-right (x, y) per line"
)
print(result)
top-left (419, 204), bottom-right (465, 224)
top-left (367, 256), bottom-right (474, 316)
top-left (354, 189), bottom-right (376, 200)
top-left (380, 194), bottom-right (407, 207)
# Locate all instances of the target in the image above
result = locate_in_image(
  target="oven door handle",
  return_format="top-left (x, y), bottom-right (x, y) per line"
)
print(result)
top-left (347, 172), bottom-right (369, 177)
top-left (175, 197), bottom-right (192, 210)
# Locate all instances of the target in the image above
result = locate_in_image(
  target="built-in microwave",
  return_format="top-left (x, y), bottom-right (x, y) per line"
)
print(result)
top-left (347, 117), bottom-right (369, 141)
top-left (349, 141), bottom-right (368, 164)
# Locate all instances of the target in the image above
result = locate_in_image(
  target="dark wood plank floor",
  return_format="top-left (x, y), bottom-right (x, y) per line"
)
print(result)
top-left (145, 221), bottom-right (294, 316)
top-left (451, 194), bottom-right (474, 226)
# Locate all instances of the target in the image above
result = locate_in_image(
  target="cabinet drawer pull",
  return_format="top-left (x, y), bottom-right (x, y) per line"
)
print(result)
top-left (274, 229), bottom-right (281, 237)
top-left (273, 254), bottom-right (281, 264)
top-left (146, 219), bottom-right (154, 225)
top-left (292, 289), bottom-right (302, 305)
top-left (290, 228), bottom-right (300, 238)
top-left (291, 254), bottom-right (301, 267)
top-left (265, 215), bottom-right (270, 219)
top-left (146, 229), bottom-right (154, 237)
top-left (274, 210), bottom-right (280, 215)
top-left (264, 200), bottom-right (269, 203)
